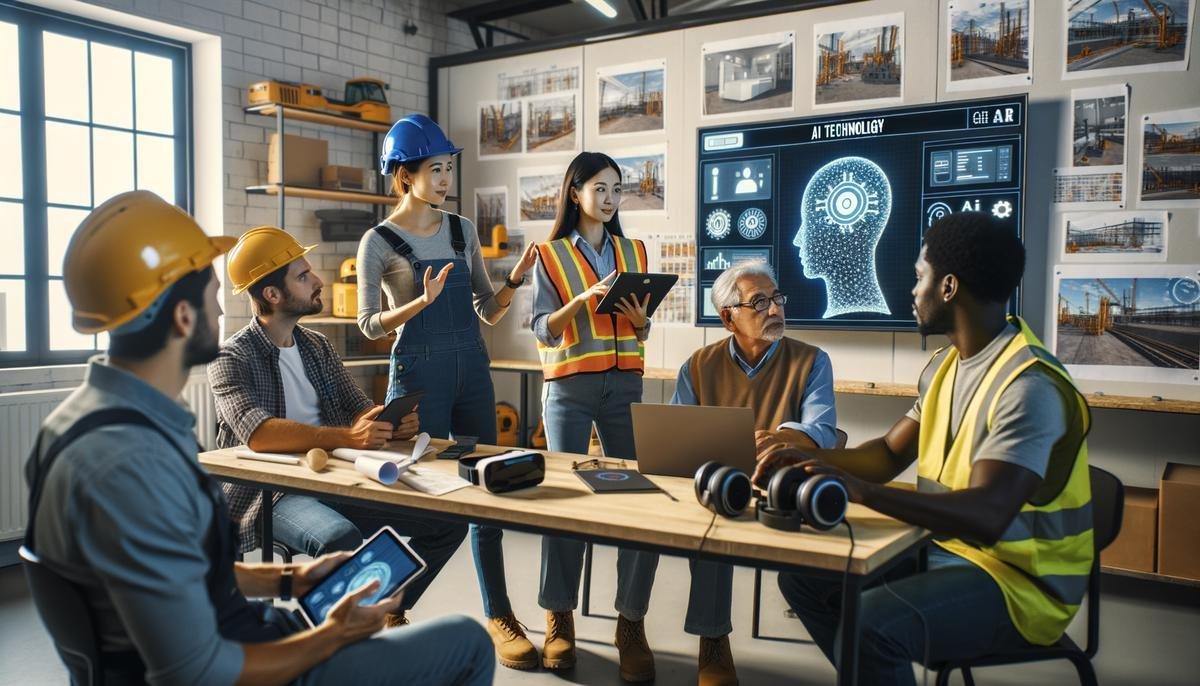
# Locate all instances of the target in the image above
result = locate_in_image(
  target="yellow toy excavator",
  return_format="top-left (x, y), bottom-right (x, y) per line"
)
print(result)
top-left (247, 78), bottom-right (391, 123)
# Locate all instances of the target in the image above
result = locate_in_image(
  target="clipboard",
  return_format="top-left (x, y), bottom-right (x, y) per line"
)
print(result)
top-left (594, 272), bottom-right (679, 317)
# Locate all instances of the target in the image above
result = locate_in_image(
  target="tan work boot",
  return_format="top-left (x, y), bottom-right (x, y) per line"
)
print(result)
top-left (486, 614), bottom-right (538, 670)
top-left (615, 614), bottom-right (655, 682)
top-left (698, 635), bottom-right (738, 686)
top-left (384, 612), bottom-right (408, 628)
top-left (542, 610), bottom-right (577, 670)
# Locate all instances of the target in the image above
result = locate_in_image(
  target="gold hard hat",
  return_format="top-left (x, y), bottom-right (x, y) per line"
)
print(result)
top-left (226, 226), bottom-right (317, 295)
top-left (64, 191), bottom-right (236, 334)
top-left (339, 257), bottom-right (357, 282)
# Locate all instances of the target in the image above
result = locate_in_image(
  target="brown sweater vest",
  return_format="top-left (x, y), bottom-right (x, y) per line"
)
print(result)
top-left (689, 336), bottom-right (818, 431)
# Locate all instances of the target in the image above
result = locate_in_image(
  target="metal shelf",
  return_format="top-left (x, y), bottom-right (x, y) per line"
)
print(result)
top-left (245, 185), bottom-right (394, 205)
top-left (245, 104), bottom-right (391, 132)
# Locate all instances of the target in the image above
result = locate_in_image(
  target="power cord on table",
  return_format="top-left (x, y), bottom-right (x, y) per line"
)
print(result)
top-left (697, 511), bottom-right (718, 553)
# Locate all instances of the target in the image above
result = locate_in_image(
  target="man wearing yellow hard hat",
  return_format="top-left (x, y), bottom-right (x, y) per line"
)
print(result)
top-left (210, 225), bottom-right (468, 626)
top-left (23, 191), bottom-right (493, 685)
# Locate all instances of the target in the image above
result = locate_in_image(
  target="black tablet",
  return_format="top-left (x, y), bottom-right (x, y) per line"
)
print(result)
top-left (594, 272), bottom-right (679, 317)
top-left (298, 526), bottom-right (426, 627)
top-left (378, 390), bottom-right (424, 428)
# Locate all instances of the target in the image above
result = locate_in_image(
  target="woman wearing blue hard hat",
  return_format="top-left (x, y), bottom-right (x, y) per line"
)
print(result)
top-left (356, 113), bottom-right (540, 666)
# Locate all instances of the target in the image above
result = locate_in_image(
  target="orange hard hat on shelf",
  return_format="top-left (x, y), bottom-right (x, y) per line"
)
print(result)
top-left (64, 190), bottom-right (235, 334)
top-left (226, 226), bottom-right (317, 295)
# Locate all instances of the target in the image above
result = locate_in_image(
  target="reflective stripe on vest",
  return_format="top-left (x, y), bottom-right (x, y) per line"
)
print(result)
top-left (536, 236), bottom-right (647, 379)
top-left (916, 316), bottom-right (1093, 646)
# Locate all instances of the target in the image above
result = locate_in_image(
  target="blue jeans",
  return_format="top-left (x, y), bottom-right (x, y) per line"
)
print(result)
top-left (298, 614), bottom-right (495, 685)
top-left (271, 495), bottom-right (467, 612)
top-left (778, 547), bottom-right (1033, 685)
top-left (685, 560), bottom-right (734, 637)
top-left (538, 370), bottom-right (659, 619)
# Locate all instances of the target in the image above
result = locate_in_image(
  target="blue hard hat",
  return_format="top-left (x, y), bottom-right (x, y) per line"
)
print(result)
top-left (379, 114), bottom-right (463, 174)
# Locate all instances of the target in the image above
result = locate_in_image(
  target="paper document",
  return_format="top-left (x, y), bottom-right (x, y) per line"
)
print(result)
top-left (234, 448), bottom-right (301, 465)
top-left (331, 433), bottom-right (435, 467)
top-left (397, 467), bottom-right (471, 496)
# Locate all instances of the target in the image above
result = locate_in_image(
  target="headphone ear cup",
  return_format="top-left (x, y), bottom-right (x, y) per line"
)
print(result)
top-left (798, 474), bottom-right (849, 531)
top-left (709, 466), bottom-right (751, 518)
top-left (694, 461), bottom-right (722, 510)
top-left (768, 465), bottom-right (804, 513)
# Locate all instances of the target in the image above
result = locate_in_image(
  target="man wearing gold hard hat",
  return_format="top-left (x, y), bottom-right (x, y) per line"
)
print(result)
top-left (23, 192), bottom-right (493, 685)
top-left (210, 225), bottom-right (468, 626)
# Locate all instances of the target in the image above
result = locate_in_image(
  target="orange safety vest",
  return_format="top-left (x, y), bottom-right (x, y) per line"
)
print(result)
top-left (535, 235), bottom-right (647, 380)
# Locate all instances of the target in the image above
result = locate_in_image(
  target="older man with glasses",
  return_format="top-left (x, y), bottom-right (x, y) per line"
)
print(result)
top-left (668, 260), bottom-right (837, 686)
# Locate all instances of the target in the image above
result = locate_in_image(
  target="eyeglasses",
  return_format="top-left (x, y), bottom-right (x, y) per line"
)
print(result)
top-left (571, 458), bottom-right (628, 471)
top-left (725, 293), bottom-right (787, 313)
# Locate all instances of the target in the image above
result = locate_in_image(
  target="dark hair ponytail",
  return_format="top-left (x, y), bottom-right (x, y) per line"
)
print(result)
top-left (548, 151), bottom-right (626, 242)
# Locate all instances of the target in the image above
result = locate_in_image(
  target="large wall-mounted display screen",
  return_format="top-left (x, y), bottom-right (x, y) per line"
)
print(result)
top-left (695, 95), bottom-right (1027, 330)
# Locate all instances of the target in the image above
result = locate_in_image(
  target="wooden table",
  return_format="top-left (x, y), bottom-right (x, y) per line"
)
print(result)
top-left (200, 439), bottom-right (928, 685)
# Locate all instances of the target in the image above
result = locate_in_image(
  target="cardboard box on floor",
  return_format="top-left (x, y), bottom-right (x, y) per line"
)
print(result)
top-left (267, 134), bottom-right (328, 187)
top-left (1101, 486), bottom-right (1157, 573)
top-left (1157, 462), bottom-right (1200, 580)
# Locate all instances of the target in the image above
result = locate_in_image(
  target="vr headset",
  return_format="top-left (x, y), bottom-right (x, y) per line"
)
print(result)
top-left (458, 451), bottom-right (545, 493)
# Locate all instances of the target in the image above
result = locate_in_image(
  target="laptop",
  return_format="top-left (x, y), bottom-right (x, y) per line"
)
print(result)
top-left (631, 403), bottom-right (758, 478)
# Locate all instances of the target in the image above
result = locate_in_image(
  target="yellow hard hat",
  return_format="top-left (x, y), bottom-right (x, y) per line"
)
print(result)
top-left (64, 190), bottom-right (236, 334)
top-left (226, 226), bottom-right (317, 295)
top-left (339, 257), bottom-right (357, 282)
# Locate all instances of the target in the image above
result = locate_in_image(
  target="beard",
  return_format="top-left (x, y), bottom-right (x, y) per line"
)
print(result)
top-left (761, 318), bottom-right (785, 342)
top-left (183, 312), bottom-right (220, 367)
top-left (281, 289), bottom-right (323, 317)
top-left (915, 302), bottom-right (953, 337)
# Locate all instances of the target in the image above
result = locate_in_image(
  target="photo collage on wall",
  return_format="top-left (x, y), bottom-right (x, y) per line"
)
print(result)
top-left (1054, 84), bottom-right (1129, 209)
top-left (478, 64), bottom-right (580, 159)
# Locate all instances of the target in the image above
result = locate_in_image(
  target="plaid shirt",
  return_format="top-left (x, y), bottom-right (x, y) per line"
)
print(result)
top-left (208, 317), bottom-right (375, 552)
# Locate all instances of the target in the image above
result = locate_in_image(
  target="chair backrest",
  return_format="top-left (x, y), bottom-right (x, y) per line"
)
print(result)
top-left (835, 428), bottom-right (849, 450)
top-left (20, 545), bottom-right (103, 686)
top-left (1088, 466), bottom-right (1124, 552)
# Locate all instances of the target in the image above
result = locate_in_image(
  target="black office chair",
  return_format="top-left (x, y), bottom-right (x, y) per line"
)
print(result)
top-left (932, 465), bottom-right (1124, 686)
top-left (750, 427), bottom-right (849, 639)
top-left (20, 545), bottom-right (145, 686)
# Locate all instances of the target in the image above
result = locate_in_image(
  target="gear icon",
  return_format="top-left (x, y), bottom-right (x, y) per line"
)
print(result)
top-left (737, 208), bottom-right (768, 240)
top-left (705, 208), bottom-right (732, 240)
top-left (991, 199), bottom-right (1013, 219)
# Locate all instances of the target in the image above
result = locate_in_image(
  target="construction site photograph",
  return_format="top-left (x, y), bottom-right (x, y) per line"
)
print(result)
top-left (525, 93), bottom-right (577, 153)
top-left (1063, 210), bottom-right (1167, 260)
top-left (1065, 0), bottom-right (1191, 76)
top-left (612, 150), bottom-right (665, 212)
top-left (1056, 275), bottom-right (1200, 372)
top-left (814, 15), bottom-right (903, 107)
top-left (1054, 168), bottom-right (1125, 205)
top-left (1141, 111), bottom-right (1200, 202)
top-left (496, 65), bottom-right (579, 100)
top-left (1072, 89), bottom-right (1127, 168)
top-left (474, 187), bottom-right (507, 245)
top-left (598, 61), bottom-right (664, 135)
top-left (701, 32), bottom-right (794, 116)
top-left (477, 100), bottom-right (522, 157)
top-left (948, 0), bottom-right (1031, 86)
top-left (518, 170), bottom-right (561, 223)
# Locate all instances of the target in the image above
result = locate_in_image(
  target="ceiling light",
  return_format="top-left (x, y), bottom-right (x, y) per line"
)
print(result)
top-left (582, 0), bottom-right (618, 19)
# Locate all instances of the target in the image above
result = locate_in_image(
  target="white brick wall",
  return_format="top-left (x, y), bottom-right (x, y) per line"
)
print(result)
top-left (0, 0), bottom-right (542, 394)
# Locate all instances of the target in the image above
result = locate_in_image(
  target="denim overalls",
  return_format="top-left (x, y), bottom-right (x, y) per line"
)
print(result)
top-left (371, 216), bottom-right (514, 618)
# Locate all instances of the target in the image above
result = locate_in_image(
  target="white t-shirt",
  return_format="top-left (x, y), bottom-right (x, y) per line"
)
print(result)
top-left (278, 344), bottom-right (322, 426)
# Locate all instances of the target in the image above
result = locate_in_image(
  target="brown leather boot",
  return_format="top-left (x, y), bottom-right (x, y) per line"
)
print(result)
top-left (615, 615), bottom-right (655, 682)
top-left (486, 614), bottom-right (538, 670)
top-left (542, 610), bottom-right (576, 670)
top-left (383, 612), bottom-right (408, 628)
top-left (698, 635), bottom-right (738, 686)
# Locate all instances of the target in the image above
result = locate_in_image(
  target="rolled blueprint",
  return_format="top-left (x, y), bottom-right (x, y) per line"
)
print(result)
top-left (355, 455), bottom-right (399, 485)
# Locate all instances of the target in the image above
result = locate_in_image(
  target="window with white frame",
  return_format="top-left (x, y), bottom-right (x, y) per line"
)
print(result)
top-left (0, 0), bottom-right (190, 366)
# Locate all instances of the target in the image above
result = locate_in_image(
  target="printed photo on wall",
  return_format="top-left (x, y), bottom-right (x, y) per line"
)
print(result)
top-left (1063, 0), bottom-right (1193, 79)
top-left (1060, 210), bottom-right (1169, 262)
top-left (946, 0), bottom-right (1033, 92)
top-left (700, 31), bottom-right (794, 117)
top-left (1070, 84), bottom-right (1128, 172)
top-left (646, 233), bottom-right (696, 326)
top-left (496, 64), bottom-right (580, 99)
top-left (597, 60), bottom-right (665, 136)
top-left (477, 101), bottom-right (523, 158)
top-left (525, 92), bottom-right (578, 154)
top-left (1053, 167), bottom-right (1125, 209)
top-left (1052, 264), bottom-right (1200, 384)
top-left (813, 14), bottom-right (903, 109)
top-left (474, 186), bottom-right (507, 246)
top-left (518, 168), bottom-right (562, 224)
top-left (1140, 107), bottom-right (1200, 208)
top-left (612, 147), bottom-right (666, 213)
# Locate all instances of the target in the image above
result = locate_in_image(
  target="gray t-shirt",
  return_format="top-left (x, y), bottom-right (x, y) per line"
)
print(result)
top-left (355, 211), bottom-right (501, 340)
top-left (907, 324), bottom-right (1069, 478)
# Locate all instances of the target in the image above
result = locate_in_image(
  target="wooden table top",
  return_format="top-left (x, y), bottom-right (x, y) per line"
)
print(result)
top-left (199, 438), bottom-right (927, 576)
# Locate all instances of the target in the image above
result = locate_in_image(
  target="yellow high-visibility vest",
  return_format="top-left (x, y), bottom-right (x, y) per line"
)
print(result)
top-left (916, 316), bottom-right (1093, 646)
top-left (535, 236), bottom-right (647, 380)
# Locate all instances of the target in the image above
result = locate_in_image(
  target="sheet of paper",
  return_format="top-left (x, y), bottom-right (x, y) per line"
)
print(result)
top-left (397, 466), bottom-right (472, 496)
top-left (331, 433), bottom-right (434, 466)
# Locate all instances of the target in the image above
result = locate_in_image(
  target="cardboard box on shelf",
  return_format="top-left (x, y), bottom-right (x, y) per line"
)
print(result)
top-left (267, 134), bottom-right (328, 187)
top-left (1101, 486), bottom-right (1157, 573)
top-left (1157, 462), bottom-right (1200, 580)
top-left (320, 165), bottom-right (365, 190)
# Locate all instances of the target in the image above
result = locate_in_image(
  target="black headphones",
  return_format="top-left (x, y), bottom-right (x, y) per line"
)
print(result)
top-left (694, 460), bottom-right (754, 518)
top-left (756, 465), bottom-right (849, 532)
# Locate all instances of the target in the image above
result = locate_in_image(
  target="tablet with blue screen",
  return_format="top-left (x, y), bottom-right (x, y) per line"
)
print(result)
top-left (297, 526), bottom-right (426, 627)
